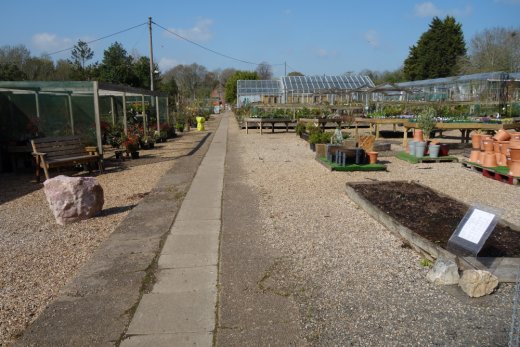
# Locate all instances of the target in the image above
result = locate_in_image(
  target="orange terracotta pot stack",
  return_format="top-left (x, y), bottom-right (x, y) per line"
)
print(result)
top-left (509, 135), bottom-right (520, 176)
top-left (470, 130), bottom-right (518, 169)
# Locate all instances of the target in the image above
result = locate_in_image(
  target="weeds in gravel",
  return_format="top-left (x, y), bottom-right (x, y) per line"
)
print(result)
top-left (419, 258), bottom-right (433, 268)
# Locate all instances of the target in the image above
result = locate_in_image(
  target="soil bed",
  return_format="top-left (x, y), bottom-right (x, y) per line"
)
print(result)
top-left (350, 181), bottom-right (520, 257)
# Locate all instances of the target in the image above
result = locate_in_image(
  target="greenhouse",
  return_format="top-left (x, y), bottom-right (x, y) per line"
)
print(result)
top-left (237, 75), bottom-right (375, 107)
top-left (0, 81), bottom-right (171, 159)
top-left (370, 71), bottom-right (520, 116)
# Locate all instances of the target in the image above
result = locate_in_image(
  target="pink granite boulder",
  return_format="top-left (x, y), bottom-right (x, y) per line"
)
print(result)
top-left (43, 175), bottom-right (104, 225)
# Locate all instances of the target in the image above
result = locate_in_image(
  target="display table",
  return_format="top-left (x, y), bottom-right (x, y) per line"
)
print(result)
top-left (402, 121), bottom-right (520, 146)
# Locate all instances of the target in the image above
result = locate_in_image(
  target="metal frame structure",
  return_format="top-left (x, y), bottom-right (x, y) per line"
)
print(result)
top-left (236, 75), bottom-right (375, 107)
top-left (0, 81), bottom-right (169, 154)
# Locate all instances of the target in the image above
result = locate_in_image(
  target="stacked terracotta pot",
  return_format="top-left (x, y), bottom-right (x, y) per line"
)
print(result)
top-left (470, 130), bottom-right (520, 176)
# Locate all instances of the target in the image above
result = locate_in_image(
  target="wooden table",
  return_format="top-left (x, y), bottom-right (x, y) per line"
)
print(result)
top-left (244, 118), bottom-right (294, 134)
top-left (297, 117), bottom-right (355, 131)
top-left (402, 121), bottom-right (520, 146)
top-left (353, 117), bottom-right (410, 139)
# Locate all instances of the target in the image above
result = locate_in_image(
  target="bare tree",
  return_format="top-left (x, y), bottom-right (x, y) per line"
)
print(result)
top-left (256, 61), bottom-right (272, 79)
top-left (464, 27), bottom-right (520, 73)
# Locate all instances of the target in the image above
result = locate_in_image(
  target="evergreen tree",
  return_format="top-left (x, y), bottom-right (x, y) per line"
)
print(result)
top-left (404, 16), bottom-right (466, 80)
top-left (98, 42), bottom-right (135, 85)
top-left (69, 40), bottom-right (94, 80)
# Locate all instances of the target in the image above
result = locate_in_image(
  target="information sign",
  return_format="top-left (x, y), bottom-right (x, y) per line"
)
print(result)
top-left (447, 205), bottom-right (501, 257)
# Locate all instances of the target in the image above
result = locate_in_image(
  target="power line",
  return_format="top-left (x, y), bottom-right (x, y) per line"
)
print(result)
top-left (153, 21), bottom-right (284, 67)
top-left (46, 22), bottom-right (148, 56)
top-left (286, 63), bottom-right (303, 74)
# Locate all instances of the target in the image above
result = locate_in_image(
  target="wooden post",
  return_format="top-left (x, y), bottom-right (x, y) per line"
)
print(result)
top-left (68, 94), bottom-right (75, 135)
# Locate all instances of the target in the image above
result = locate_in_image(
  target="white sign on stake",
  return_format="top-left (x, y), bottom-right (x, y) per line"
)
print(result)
top-left (448, 205), bottom-right (501, 257)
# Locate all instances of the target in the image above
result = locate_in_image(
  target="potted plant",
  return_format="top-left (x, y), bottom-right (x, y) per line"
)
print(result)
top-left (416, 107), bottom-right (437, 157)
top-left (295, 123), bottom-right (306, 138)
top-left (358, 134), bottom-right (377, 164)
top-left (122, 133), bottom-right (140, 159)
top-left (308, 131), bottom-right (332, 152)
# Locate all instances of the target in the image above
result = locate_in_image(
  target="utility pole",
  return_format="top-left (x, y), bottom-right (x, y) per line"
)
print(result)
top-left (148, 17), bottom-right (155, 91)
top-left (285, 61), bottom-right (287, 76)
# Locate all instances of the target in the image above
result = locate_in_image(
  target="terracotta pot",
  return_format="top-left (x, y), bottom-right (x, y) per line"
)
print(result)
top-left (493, 141), bottom-right (501, 154)
top-left (483, 152), bottom-right (497, 167)
top-left (510, 139), bottom-right (520, 148)
top-left (499, 141), bottom-right (510, 155)
top-left (469, 150), bottom-right (480, 163)
top-left (493, 129), bottom-right (511, 142)
top-left (471, 134), bottom-right (481, 150)
top-left (509, 147), bottom-right (520, 161)
top-left (482, 139), bottom-right (494, 153)
top-left (413, 129), bottom-right (424, 142)
top-left (509, 160), bottom-right (520, 176)
top-left (478, 151), bottom-right (486, 164)
top-left (495, 153), bottom-right (503, 166)
top-left (511, 132), bottom-right (520, 141)
top-left (498, 153), bottom-right (507, 166)
top-left (367, 151), bottom-right (379, 164)
top-left (479, 135), bottom-right (492, 151)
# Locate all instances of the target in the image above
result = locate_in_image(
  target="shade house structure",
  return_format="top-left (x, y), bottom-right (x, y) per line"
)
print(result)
top-left (0, 81), bottom-right (170, 161)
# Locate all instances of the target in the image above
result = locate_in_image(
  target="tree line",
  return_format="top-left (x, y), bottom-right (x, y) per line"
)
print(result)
top-left (0, 19), bottom-right (518, 104)
top-left (362, 17), bottom-right (519, 84)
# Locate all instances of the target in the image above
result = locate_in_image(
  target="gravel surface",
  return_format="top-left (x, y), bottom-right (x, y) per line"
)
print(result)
top-left (0, 132), bottom-right (204, 346)
top-left (235, 121), bottom-right (519, 346)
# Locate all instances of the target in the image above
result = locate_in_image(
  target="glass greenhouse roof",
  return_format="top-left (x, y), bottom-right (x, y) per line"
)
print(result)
top-left (281, 75), bottom-right (374, 93)
top-left (396, 72), bottom-right (513, 88)
top-left (237, 79), bottom-right (282, 94)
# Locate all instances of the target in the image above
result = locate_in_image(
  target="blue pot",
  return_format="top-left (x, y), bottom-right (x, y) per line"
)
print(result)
top-left (408, 140), bottom-right (416, 156)
top-left (415, 141), bottom-right (426, 157)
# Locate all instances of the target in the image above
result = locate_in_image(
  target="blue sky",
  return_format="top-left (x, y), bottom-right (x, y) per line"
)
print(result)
top-left (2, 0), bottom-right (519, 77)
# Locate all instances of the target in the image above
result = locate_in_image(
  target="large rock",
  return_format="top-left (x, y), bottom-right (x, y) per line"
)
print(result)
top-left (459, 270), bottom-right (498, 297)
top-left (43, 175), bottom-right (104, 225)
top-left (426, 256), bottom-right (460, 285)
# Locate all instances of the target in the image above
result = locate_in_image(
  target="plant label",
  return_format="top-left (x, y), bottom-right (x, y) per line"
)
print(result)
top-left (448, 205), bottom-right (501, 257)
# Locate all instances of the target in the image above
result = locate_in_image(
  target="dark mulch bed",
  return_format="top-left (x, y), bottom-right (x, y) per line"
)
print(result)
top-left (350, 181), bottom-right (520, 257)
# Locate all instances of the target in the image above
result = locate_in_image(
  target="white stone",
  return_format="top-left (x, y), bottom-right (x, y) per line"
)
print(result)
top-left (459, 270), bottom-right (498, 298)
top-left (426, 256), bottom-right (460, 285)
top-left (43, 175), bottom-right (104, 225)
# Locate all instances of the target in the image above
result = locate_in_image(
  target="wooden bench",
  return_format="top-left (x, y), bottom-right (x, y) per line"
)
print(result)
top-left (31, 136), bottom-right (103, 181)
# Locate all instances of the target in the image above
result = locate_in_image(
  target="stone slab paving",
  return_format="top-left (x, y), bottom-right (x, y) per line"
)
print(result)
top-left (121, 113), bottom-right (228, 346)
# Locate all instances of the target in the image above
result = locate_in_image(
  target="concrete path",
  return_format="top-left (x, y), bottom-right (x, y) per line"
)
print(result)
top-left (121, 113), bottom-right (228, 346)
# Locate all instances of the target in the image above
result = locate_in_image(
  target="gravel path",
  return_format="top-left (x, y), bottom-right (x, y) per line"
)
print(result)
top-left (0, 130), bottom-right (207, 346)
top-left (232, 118), bottom-right (519, 346)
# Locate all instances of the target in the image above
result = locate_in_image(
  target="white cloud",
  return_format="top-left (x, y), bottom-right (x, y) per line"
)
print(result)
top-left (158, 57), bottom-right (180, 71)
top-left (364, 30), bottom-right (380, 48)
top-left (414, 2), bottom-right (442, 17)
top-left (32, 32), bottom-right (72, 51)
top-left (166, 18), bottom-right (214, 42)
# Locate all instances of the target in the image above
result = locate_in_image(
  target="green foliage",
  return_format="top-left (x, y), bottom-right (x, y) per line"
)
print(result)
top-left (419, 258), bottom-right (433, 268)
top-left (305, 122), bottom-right (321, 135)
top-left (416, 106), bottom-right (437, 140)
top-left (309, 131), bottom-right (332, 144)
top-left (295, 123), bottom-right (306, 136)
top-left (0, 62), bottom-right (27, 80)
top-left (99, 42), bottom-right (135, 85)
top-left (225, 70), bottom-right (258, 103)
top-left (404, 16), bottom-right (466, 80)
